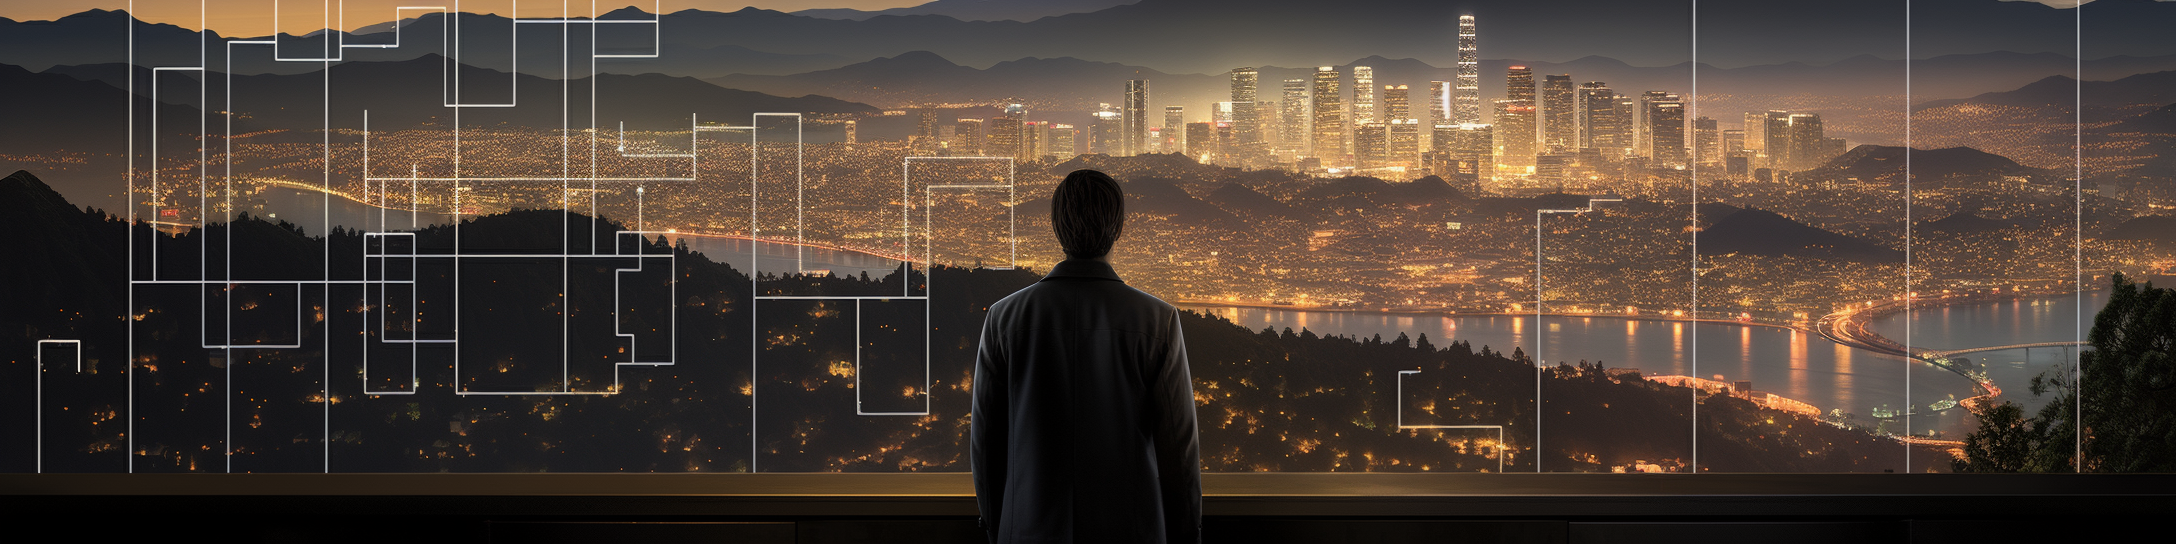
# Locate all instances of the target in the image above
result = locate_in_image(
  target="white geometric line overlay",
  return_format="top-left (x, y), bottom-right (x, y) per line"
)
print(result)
top-left (1395, 369), bottom-right (1507, 474)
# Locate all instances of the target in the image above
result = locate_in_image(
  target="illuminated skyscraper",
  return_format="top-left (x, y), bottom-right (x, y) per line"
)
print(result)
top-left (1353, 122), bottom-right (1388, 169)
top-left (1742, 111), bottom-right (1770, 159)
top-left (1024, 121), bottom-right (1047, 160)
top-left (1506, 66), bottom-right (1535, 103)
top-left (1231, 67), bottom-right (1261, 160)
top-left (1759, 110), bottom-right (1791, 168)
top-left (1435, 123), bottom-right (1493, 183)
top-left (1165, 105), bottom-right (1186, 153)
top-left (988, 104), bottom-right (1025, 161)
top-left (1216, 122), bottom-right (1237, 165)
top-left (1505, 66), bottom-right (1537, 159)
top-left (1383, 85), bottom-right (1411, 123)
top-left (1616, 97), bottom-right (1636, 155)
top-left (913, 108), bottom-right (940, 155)
top-left (1499, 66), bottom-right (1537, 167)
top-left (1124, 79), bottom-right (1149, 156)
top-left (1576, 81), bottom-right (1620, 153)
top-left (1541, 75), bottom-right (1575, 151)
top-left (1455, 15), bottom-right (1480, 124)
top-left (1381, 85), bottom-right (1415, 168)
top-left (1388, 118), bottom-right (1420, 169)
top-left (1280, 78), bottom-right (1310, 160)
top-left (1494, 99), bottom-right (1536, 168)
top-left (1428, 81), bottom-right (1453, 126)
top-left (1645, 95), bottom-right (1685, 167)
top-left (1311, 67), bottom-right (1346, 167)
top-left (1089, 104), bottom-right (1121, 155)
top-left (1186, 122), bottom-right (1217, 161)
top-left (1723, 130), bottom-right (1750, 177)
top-left (952, 118), bottom-right (983, 155)
top-left (1786, 113), bottom-right (1825, 170)
top-left (1352, 66), bottom-right (1376, 126)
top-left (1720, 128), bottom-right (1746, 175)
top-left (1049, 124), bottom-right (1077, 159)
top-left (1635, 90), bottom-right (1672, 157)
top-left (1426, 81), bottom-right (1453, 152)
top-left (1693, 116), bottom-right (1720, 168)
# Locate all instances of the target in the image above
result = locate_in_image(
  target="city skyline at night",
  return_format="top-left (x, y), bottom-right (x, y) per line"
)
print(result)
top-left (3, 0), bottom-right (2173, 475)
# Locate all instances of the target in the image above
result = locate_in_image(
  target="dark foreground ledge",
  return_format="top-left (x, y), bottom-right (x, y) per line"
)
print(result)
top-left (6, 473), bottom-right (2170, 543)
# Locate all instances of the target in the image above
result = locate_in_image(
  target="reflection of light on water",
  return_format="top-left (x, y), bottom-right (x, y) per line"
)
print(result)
top-left (1739, 327), bottom-right (1753, 377)
top-left (1671, 323), bottom-right (1683, 364)
top-left (1789, 331), bottom-right (1809, 401)
top-left (1833, 343), bottom-right (1855, 410)
top-left (1200, 302), bottom-right (2082, 437)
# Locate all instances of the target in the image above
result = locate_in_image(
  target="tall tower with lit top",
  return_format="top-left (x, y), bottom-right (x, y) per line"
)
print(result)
top-left (1456, 15), bottom-right (1480, 124)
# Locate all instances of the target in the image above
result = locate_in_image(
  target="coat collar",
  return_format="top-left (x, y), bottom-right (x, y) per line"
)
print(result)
top-left (1040, 259), bottom-right (1124, 282)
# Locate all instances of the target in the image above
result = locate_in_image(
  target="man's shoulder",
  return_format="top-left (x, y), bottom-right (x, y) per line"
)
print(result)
top-left (1009, 279), bottom-right (1172, 305)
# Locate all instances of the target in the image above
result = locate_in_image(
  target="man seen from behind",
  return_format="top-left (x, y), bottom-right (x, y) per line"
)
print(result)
top-left (971, 169), bottom-right (1203, 544)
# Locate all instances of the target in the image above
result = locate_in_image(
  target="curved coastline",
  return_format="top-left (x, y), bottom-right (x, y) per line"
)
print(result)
top-left (1178, 296), bottom-right (2084, 443)
top-left (1818, 290), bottom-right (2102, 412)
top-left (1175, 299), bottom-right (1806, 334)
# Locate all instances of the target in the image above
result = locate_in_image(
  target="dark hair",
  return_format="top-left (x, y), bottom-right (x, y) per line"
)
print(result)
top-left (1051, 169), bottom-right (1126, 259)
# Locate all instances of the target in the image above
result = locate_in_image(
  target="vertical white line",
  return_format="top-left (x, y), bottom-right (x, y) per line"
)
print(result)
top-left (35, 345), bottom-right (42, 473)
top-left (210, 0), bottom-right (229, 475)
top-left (1689, 0), bottom-right (1700, 473)
top-left (320, 1), bottom-right (334, 473)
top-left (365, 107), bottom-right (377, 404)
top-left (923, 251), bottom-right (931, 414)
top-left (563, 0), bottom-right (572, 393)
top-left (203, 22), bottom-right (213, 357)
top-left (126, 0), bottom-right (135, 473)
top-left (671, 233), bottom-right (678, 366)
top-left (590, 0), bottom-right (598, 254)
top-left (750, 114), bottom-right (759, 473)
top-left (1904, 0), bottom-right (1915, 470)
top-left (902, 160), bottom-right (910, 297)
top-left (151, 40), bottom-right (161, 285)
top-left (856, 299), bottom-right (863, 410)
top-left (1533, 211), bottom-right (1542, 473)
top-left (224, 344), bottom-right (231, 473)
top-left (691, 114), bottom-right (700, 185)
top-left (509, 0), bottom-right (518, 104)
top-left (1008, 160), bottom-right (1016, 267)
top-left (2073, 0), bottom-right (2085, 473)
top-left (798, 116), bottom-right (805, 274)
top-left (926, 189), bottom-right (933, 285)
top-left (412, 166), bottom-right (419, 379)
top-left (453, 0), bottom-right (462, 392)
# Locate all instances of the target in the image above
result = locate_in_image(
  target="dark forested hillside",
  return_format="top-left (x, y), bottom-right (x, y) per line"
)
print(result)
top-left (2, 169), bottom-right (1943, 473)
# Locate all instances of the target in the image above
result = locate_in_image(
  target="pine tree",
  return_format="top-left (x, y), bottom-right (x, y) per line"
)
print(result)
top-left (1956, 274), bottom-right (2176, 472)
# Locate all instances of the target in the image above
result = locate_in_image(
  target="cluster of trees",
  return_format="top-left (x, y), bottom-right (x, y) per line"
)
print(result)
top-left (1955, 274), bottom-right (2176, 472)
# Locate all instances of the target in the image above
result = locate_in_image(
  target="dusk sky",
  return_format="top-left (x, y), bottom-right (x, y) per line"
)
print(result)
top-left (10, 1), bottom-right (931, 33)
top-left (4, 1), bottom-right (2108, 36)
